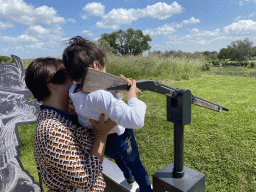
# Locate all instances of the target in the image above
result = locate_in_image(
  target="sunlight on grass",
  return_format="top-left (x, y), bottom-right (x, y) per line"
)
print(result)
top-left (18, 59), bottom-right (255, 191)
top-left (135, 75), bottom-right (255, 191)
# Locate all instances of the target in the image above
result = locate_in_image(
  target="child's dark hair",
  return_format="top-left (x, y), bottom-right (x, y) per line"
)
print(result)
top-left (62, 36), bottom-right (107, 81)
top-left (25, 57), bottom-right (68, 102)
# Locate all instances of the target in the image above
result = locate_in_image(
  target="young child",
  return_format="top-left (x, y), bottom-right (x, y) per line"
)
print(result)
top-left (63, 36), bottom-right (153, 192)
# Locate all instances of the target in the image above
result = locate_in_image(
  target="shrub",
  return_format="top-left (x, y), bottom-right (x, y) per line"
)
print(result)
top-left (251, 62), bottom-right (256, 68)
top-left (234, 61), bottom-right (240, 66)
top-left (0, 56), bottom-right (14, 64)
top-left (212, 60), bottom-right (219, 66)
top-left (224, 59), bottom-right (230, 66)
top-left (202, 62), bottom-right (211, 71)
top-left (247, 62), bottom-right (256, 68)
top-left (240, 61), bottom-right (249, 67)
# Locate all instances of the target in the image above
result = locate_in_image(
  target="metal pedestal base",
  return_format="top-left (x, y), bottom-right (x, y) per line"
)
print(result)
top-left (153, 162), bottom-right (205, 192)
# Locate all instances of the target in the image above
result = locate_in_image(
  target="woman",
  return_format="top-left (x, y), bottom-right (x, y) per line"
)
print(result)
top-left (25, 57), bottom-right (116, 192)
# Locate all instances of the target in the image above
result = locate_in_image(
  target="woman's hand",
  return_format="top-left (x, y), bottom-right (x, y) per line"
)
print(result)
top-left (68, 97), bottom-right (77, 115)
top-left (90, 114), bottom-right (117, 162)
top-left (90, 114), bottom-right (116, 136)
top-left (127, 80), bottom-right (142, 100)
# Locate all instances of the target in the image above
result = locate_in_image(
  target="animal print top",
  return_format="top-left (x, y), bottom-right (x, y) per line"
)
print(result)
top-left (34, 106), bottom-right (106, 192)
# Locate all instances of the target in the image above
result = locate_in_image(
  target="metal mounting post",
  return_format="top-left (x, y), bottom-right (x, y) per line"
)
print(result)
top-left (167, 89), bottom-right (191, 178)
top-left (153, 89), bottom-right (205, 192)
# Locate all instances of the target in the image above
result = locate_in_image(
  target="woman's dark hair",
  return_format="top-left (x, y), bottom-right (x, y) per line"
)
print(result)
top-left (25, 57), bottom-right (68, 102)
top-left (62, 36), bottom-right (107, 82)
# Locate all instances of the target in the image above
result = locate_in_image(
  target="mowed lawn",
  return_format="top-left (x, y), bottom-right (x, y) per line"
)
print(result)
top-left (18, 75), bottom-right (256, 192)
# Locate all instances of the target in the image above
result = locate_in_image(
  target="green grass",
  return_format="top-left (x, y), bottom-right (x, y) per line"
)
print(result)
top-left (19, 74), bottom-right (256, 191)
top-left (21, 58), bottom-right (34, 69)
top-left (106, 54), bottom-right (204, 81)
top-left (210, 66), bottom-right (256, 77)
top-left (18, 124), bottom-right (48, 192)
top-left (21, 55), bottom-right (204, 81)
top-left (136, 75), bottom-right (256, 191)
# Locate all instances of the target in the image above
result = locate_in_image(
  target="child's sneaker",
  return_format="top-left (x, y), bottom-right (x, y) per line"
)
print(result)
top-left (126, 177), bottom-right (135, 185)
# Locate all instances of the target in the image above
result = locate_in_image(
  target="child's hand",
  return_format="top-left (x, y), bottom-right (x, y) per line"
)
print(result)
top-left (119, 74), bottom-right (132, 86)
top-left (115, 75), bottom-right (132, 94)
top-left (127, 80), bottom-right (142, 100)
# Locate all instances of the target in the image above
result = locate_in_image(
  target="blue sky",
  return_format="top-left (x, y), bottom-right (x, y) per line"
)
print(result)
top-left (1, 0), bottom-right (256, 59)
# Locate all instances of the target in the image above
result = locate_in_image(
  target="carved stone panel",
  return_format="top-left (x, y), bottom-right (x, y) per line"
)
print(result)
top-left (0, 55), bottom-right (40, 192)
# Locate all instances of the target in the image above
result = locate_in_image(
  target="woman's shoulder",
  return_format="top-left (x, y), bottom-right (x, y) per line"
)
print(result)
top-left (37, 109), bottom-right (76, 130)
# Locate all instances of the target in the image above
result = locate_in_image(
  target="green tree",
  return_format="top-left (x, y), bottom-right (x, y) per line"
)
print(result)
top-left (101, 28), bottom-right (152, 56)
top-left (218, 48), bottom-right (230, 60)
top-left (148, 50), bottom-right (163, 56)
top-left (0, 56), bottom-right (14, 64)
top-left (95, 38), bottom-right (118, 55)
top-left (251, 46), bottom-right (256, 58)
top-left (227, 38), bottom-right (253, 61)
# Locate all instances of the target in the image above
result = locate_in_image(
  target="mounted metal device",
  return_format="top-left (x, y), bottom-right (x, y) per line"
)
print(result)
top-left (82, 68), bottom-right (229, 192)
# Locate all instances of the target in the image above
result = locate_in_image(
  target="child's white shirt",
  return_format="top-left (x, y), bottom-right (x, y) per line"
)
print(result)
top-left (69, 83), bottom-right (147, 135)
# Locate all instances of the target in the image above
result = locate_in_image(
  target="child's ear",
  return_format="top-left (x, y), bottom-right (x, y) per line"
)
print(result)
top-left (92, 61), bottom-right (99, 69)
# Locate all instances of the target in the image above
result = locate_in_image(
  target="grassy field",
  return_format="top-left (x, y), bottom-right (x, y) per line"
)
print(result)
top-left (18, 57), bottom-right (256, 191)
top-left (210, 66), bottom-right (256, 77)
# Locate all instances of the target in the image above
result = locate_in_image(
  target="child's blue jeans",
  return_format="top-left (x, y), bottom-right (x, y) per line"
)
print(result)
top-left (104, 128), bottom-right (153, 192)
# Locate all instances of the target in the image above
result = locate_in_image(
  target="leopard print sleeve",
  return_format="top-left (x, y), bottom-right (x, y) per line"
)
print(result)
top-left (34, 109), bottom-right (106, 192)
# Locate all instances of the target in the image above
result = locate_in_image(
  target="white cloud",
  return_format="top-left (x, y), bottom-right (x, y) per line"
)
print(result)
top-left (223, 20), bottom-right (256, 35)
top-left (239, 0), bottom-right (256, 6)
top-left (1, 47), bottom-right (10, 53)
top-left (96, 2), bottom-right (183, 29)
top-left (16, 34), bottom-right (38, 44)
top-left (82, 30), bottom-right (93, 36)
top-left (26, 25), bottom-right (50, 38)
top-left (94, 37), bottom-right (100, 42)
top-left (190, 28), bottom-right (221, 37)
top-left (182, 17), bottom-right (200, 25)
top-left (0, 0), bottom-right (65, 26)
top-left (0, 21), bottom-right (14, 29)
top-left (0, 34), bottom-right (38, 44)
top-left (82, 2), bottom-right (105, 19)
top-left (0, 36), bottom-right (16, 43)
top-left (96, 8), bottom-right (137, 29)
top-left (25, 25), bottom-right (63, 41)
top-left (234, 16), bottom-right (241, 21)
top-left (176, 17), bottom-right (200, 28)
top-left (161, 28), bottom-right (224, 53)
top-left (139, 2), bottom-right (183, 20)
top-left (143, 24), bottom-right (176, 36)
top-left (67, 18), bottom-right (76, 23)
top-left (249, 13), bottom-right (256, 18)
top-left (0, 25), bottom-right (62, 46)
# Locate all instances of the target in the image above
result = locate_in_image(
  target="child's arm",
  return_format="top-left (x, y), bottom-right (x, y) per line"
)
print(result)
top-left (126, 79), bottom-right (142, 100)
top-left (83, 80), bottom-right (146, 129)
top-left (112, 75), bottom-right (132, 100)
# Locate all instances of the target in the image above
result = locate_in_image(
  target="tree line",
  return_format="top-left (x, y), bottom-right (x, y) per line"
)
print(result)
top-left (99, 28), bottom-right (256, 62)
top-left (149, 38), bottom-right (256, 62)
